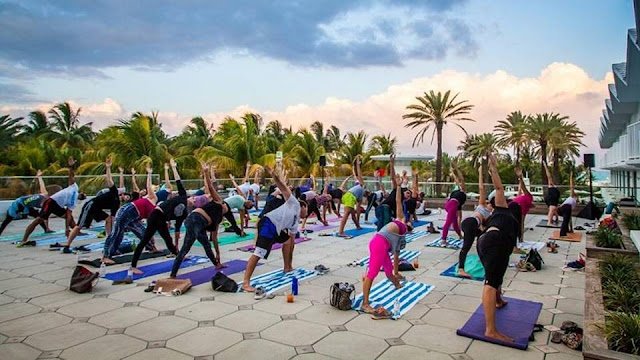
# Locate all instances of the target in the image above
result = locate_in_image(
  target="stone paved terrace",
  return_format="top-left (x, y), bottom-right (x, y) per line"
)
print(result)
top-left (0, 211), bottom-right (585, 360)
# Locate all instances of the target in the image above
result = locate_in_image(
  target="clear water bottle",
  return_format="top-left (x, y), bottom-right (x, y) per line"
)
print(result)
top-left (99, 262), bottom-right (106, 278)
top-left (393, 299), bottom-right (400, 318)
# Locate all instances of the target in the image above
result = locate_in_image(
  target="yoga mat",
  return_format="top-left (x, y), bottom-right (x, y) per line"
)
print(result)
top-left (536, 220), bottom-right (561, 228)
top-left (405, 230), bottom-right (428, 244)
top-left (344, 227), bottom-right (377, 237)
top-left (236, 236), bottom-right (311, 252)
top-left (306, 223), bottom-right (337, 232)
top-left (456, 297), bottom-right (543, 350)
top-left (73, 238), bottom-right (134, 252)
top-left (425, 237), bottom-right (463, 249)
top-left (194, 232), bottom-right (255, 247)
top-left (518, 241), bottom-right (546, 251)
top-left (327, 217), bottom-right (342, 223)
top-left (411, 220), bottom-right (431, 227)
top-left (79, 249), bottom-right (170, 268)
top-left (549, 231), bottom-right (582, 242)
top-left (352, 280), bottom-right (434, 319)
top-left (242, 267), bottom-right (317, 295)
top-left (38, 231), bottom-right (99, 246)
top-left (356, 249), bottom-right (421, 267)
top-left (176, 259), bottom-right (253, 287)
top-left (103, 255), bottom-right (209, 281)
top-left (1, 229), bottom-right (66, 243)
top-left (440, 254), bottom-right (485, 281)
top-left (437, 225), bottom-right (456, 231)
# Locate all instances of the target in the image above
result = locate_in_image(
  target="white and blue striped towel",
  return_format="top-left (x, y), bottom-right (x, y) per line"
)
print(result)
top-left (357, 250), bottom-right (421, 267)
top-left (405, 230), bottom-right (427, 244)
top-left (352, 280), bottom-right (434, 319)
top-left (425, 237), bottom-right (463, 249)
top-left (242, 268), bottom-right (317, 295)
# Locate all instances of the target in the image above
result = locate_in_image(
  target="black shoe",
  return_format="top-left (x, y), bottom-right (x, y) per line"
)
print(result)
top-left (62, 247), bottom-right (73, 254)
top-left (49, 242), bottom-right (63, 248)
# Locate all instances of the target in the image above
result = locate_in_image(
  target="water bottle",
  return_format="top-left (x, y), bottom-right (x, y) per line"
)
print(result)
top-left (99, 262), bottom-right (106, 278)
top-left (393, 299), bottom-right (400, 318)
top-left (291, 276), bottom-right (299, 296)
top-left (126, 268), bottom-right (133, 279)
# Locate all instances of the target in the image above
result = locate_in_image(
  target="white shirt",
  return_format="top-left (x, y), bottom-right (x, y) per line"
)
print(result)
top-left (239, 182), bottom-right (251, 195)
top-left (250, 183), bottom-right (260, 195)
top-left (562, 197), bottom-right (577, 209)
top-left (303, 190), bottom-right (317, 200)
top-left (266, 195), bottom-right (301, 235)
top-left (51, 183), bottom-right (79, 210)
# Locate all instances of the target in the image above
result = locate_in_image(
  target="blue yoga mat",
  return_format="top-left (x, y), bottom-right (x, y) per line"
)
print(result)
top-left (425, 237), bottom-right (463, 249)
top-left (1, 229), bottom-right (66, 243)
top-left (242, 268), bottom-right (317, 295)
top-left (352, 280), bottom-right (434, 319)
top-left (344, 227), bottom-right (377, 237)
top-left (176, 259), bottom-right (253, 287)
top-left (76, 238), bottom-right (135, 252)
top-left (457, 297), bottom-right (543, 350)
top-left (40, 231), bottom-right (99, 246)
top-left (440, 254), bottom-right (485, 281)
top-left (104, 256), bottom-right (209, 281)
top-left (411, 220), bottom-right (431, 227)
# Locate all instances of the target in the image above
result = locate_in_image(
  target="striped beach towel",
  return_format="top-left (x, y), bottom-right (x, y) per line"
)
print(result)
top-left (405, 230), bottom-right (427, 244)
top-left (425, 237), bottom-right (463, 249)
top-left (356, 249), bottom-right (421, 267)
top-left (352, 280), bottom-right (434, 318)
top-left (240, 267), bottom-right (317, 295)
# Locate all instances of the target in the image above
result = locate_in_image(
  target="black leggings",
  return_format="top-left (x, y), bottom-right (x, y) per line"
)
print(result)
top-left (0, 210), bottom-right (46, 237)
top-left (170, 213), bottom-right (218, 277)
top-left (477, 229), bottom-right (511, 289)
top-left (364, 193), bottom-right (377, 221)
top-left (131, 209), bottom-right (178, 268)
top-left (306, 198), bottom-right (323, 222)
top-left (459, 217), bottom-right (480, 269)
top-left (558, 204), bottom-right (572, 236)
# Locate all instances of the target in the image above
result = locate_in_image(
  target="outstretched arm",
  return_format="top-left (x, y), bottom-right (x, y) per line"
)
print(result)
top-left (354, 155), bottom-right (365, 186)
top-left (515, 167), bottom-right (530, 196)
top-left (338, 176), bottom-right (351, 191)
top-left (389, 154), bottom-right (397, 188)
top-left (451, 163), bottom-right (465, 192)
top-left (131, 168), bottom-right (140, 193)
top-left (170, 158), bottom-right (186, 196)
top-left (411, 168), bottom-right (419, 198)
top-left (543, 162), bottom-right (554, 186)
top-left (488, 153), bottom-right (507, 208)
top-left (105, 158), bottom-right (114, 188)
top-left (36, 170), bottom-right (47, 195)
top-left (145, 164), bottom-right (157, 203)
top-left (265, 166), bottom-right (292, 199)
top-left (67, 157), bottom-right (76, 186)
top-left (163, 163), bottom-right (172, 191)
top-left (395, 174), bottom-right (404, 222)
top-left (478, 165), bottom-right (487, 206)
top-left (118, 167), bottom-right (125, 190)
top-left (229, 174), bottom-right (247, 199)
top-left (243, 162), bottom-right (251, 184)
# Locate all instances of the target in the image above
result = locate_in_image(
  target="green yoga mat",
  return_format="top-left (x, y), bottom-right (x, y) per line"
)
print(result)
top-left (194, 232), bottom-right (255, 247)
top-left (440, 254), bottom-right (485, 281)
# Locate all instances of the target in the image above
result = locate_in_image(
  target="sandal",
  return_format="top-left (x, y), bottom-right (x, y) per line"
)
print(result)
top-left (370, 307), bottom-right (392, 319)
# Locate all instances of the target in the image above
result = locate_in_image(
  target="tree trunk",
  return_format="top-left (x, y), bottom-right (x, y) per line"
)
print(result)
top-left (515, 146), bottom-right (520, 166)
top-left (552, 151), bottom-right (561, 185)
top-left (540, 141), bottom-right (548, 197)
top-left (435, 123), bottom-right (443, 196)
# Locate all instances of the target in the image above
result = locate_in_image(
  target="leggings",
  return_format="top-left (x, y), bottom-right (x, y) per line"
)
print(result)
top-left (559, 204), bottom-right (572, 236)
top-left (306, 198), bottom-right (323, 222)
top-left (131, 209), bottom-right (178, 268)
top-left (170, 213), bottom-right (218, 277)
top-left (364, 193), bottom-right (377, 221)
top-left (103, 204), bottom-right (146, 258)
top-left (441, 198), bottom-right (461, 239)
top-left (459, 217), bottom-right (480, 269)
top-left (366, 234), bottom-right (393, 280)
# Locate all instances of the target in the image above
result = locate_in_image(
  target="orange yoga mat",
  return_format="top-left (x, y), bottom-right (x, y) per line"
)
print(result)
top-left (549, 231), bottom-right (582, 242)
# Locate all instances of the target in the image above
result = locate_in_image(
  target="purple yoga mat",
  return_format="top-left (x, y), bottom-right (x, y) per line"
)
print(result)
top-left (456, 297), bottom-right (543, 350)
top-left (236, 236), bottom-right (311, 253)
top-left (306, 223), bottom-right (337, 232)
top-left (175, 259), bottom-right (254, 286)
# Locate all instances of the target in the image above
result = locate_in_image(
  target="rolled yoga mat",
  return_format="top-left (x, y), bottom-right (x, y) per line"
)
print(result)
top-left (79, 249), bottom-right (171, 267)
top-left (236, 236), bottom-right (311, 253)
top-left (536, 220), bottom-right (562, 228)
top-left (549, 231), bottom-right (582, 242)
top-left (425, 237), bottom-right (463, 249)
top-left (456, 297), bottom-right (543, 350)
top-left (352, 280), bottom-right (434, 319)
top-left (440, 254), bottom-right (485, 281)
top-left (242, 267), bottom-right (317, 295)
top-left (176, 259), bottom-right (254, 287)
top-left (104, 255), bottom-right (209, 281)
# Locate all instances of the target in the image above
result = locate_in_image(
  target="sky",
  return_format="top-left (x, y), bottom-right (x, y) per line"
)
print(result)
top-left (0, 0), bottom-right (635, 162)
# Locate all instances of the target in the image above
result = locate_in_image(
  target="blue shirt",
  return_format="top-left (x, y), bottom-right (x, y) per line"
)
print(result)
top-left (349, 184), bottom-right (364, 201)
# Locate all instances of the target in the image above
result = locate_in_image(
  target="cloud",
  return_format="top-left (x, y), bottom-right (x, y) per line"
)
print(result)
top-left (0, 0), bottom-right (475, 80)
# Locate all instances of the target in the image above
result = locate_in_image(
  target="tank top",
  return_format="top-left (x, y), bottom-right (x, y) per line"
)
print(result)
top-left (132, 198), bottom-right (155, 219)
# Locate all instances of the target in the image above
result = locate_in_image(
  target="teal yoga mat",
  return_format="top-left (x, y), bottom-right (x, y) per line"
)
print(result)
top-left (440, 254), bottom-right (485, 281)
top-left (194, 232), bottom-right (255, 247)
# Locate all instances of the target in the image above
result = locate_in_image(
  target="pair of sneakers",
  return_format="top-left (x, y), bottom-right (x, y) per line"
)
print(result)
top-left (253, 287), bottom-right (275, 300)
top-left (314, 264), bottom-right (330, 275)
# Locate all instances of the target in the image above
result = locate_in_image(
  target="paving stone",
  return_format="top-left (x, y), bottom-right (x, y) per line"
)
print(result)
top-left (314, 331), bottom-right (388, 360)
top-left (12, 264), bottom-right (62, 277)
top-left (139, 295), bottom-right (199, 312)
top-left (535, 345), bottom-right (559, 353)
top-left (216, 309), bottom-right (281, 333)
top-left (329, 325), bottom-right (347, 332)
top-left (71, 317), bottom-right (89, 323)
top-left (262, 319), bottom-right (330, 346)
top-left (0, 259), bottom-right (41, 270)
top-left (0, 302), bottom-right (42, 323)
top-left (124, 347), bottom-right (192, 360)
top-left (253, 297), bottom-right (312, 315)
top-left (401, 303), bottom-right (430, 319)
top-left (0, 312), bottom-right (72, 337)
top-left (543, 352), bottom-right (583, 360)
top-left (57, 298), bottom-right (123, 318)
top-left (0, 270), bottom-right (20, 281)
top-left (0, 294), bottom-right (15, 306)
top-left (556, 299), bottom-right (584, 315)
top-left (345, 314), bottom-right (411, 339)
top-left (421, 307), bottom-right (473, 330)
top-left (385, 338), bottom-right (405, 346)
top-left (108, 287), bottom-right (157, 303)
top-left (450, 353), bottom-right (474, 360)
top-left (559, 287), bottom-right (584, 300)
top-left (438, 293), bottom-right (482, 313)
top-left (216, 339), bottom-right (296, 360)
top-left (295, 345), bottom-right (315, 354)
top-left (290, 353), bottom-right (338, 360)
top-left (297, 304), bottom-right (358, 326)
top-left (173, 300), bottom-right (237, 322)
top-left (166, 327), bottom-right (242, 357)
top-left (214, 291), bottom-right (259, 306)
top-left (37, 349), bottom-right (62, 358)
top-left (125, 316), bottom-right (197, 341)
top-left (6, 336), bottom-right (26, 343)
top-left (147, 340), bottom-right (166, 349)
top-left (106, 328), bottom-right (125, 335)
top-left (552, 313), bottom-right (583, 328)
top-left (60, 334), bottom-right (147, 360)
top-left (466, 340), bottom-right (544, 360)
top-left (378, 345), bottom-right (451, 360)
top-left (198, 320), bottom-right (214, 327)
top-left (124, 302), bottom-right (139, 307)
top-left (89, 306), bottom-right (158, 329)
top-left (402, 324), bottom-right (471, 354)
top-left (507, 279), bottom-right (560, 296)
top-left (31, 269), bottom-right (73, 282)
top-left (0, 343), bottom-right (41, 360)
top-left (0, 278), bottom-right (43, 292)
top-left (158, 310), bottom-right (175, 316)
top-left (24, 322), bottom-right (106, 351)
top-left (27, 291), bottom-right (91, 310)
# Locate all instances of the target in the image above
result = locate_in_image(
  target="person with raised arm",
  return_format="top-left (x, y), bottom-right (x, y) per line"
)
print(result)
top-left (509, 167), bottom-right (534, 244)
top-left (376, 154), bottom-right (400, 230)
top-left (0, 170), bottom-right (51, 237)
top-left (242, 165), bottom-right (308, 294)
top-left (476, 153), bottom-right (518, 343)
top-left (557, 171), bottom-right (578, 238)
top-left (130, 167), bottom-right (146, 200)
top-left (300, 180), bottom-right (332, 230)
top-left (363, 170), bottom-right (386, 223)
top-left (337, 155), bottom-right (365, 237)
top-left (250, 167), bottom-right (262, 211)
top-left (327, 175), bottom-right (351, 217)
top-left (62, 158), bottom-right (124, 252)
top-left (360, 172), bottom-right (409, 318)
top-left (439, 163), bottom-right (466, 245)
top-left (403, 168), bottom-right (421, 225)
top-left (543, 161), bottom-right (560, 225)
top-left (457, 165), bottom-right (492, 278)
top-left (20, 157), bottom-right (86, 246)
top-left (228, 173), bottom-right (254, 233)
top-left (170, 163), bottom-right (241, 277)
top-left (154, 162), bottom-right (173, 203)
top-left (101, 163), bottom-right (157, 264)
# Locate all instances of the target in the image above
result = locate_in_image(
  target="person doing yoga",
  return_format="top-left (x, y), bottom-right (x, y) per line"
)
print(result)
top-left (300, 183), bottom-right (332, 229)
top-left (543, 162), bottom-right (560, 225)
top-left (457, 165), bottom-right (491, 279)
top-left (363, 172), bottom-right (385, 223)
top-left (440, 162), bottom-right (466, 246)
top-left (477, 153), bottom-right (519, 343)
top-left (557, 172), bottom-right (578, 238)
top-left (360, 173), bottom-right (408, 318)
top-left (510, 167), bottom-right (534, 243)
top-left (337, 156), bottom-right (365, 237)
top-left (242, 165), bottom-right (308, 293)
top-left (0, 170), bottom-right (51, 237)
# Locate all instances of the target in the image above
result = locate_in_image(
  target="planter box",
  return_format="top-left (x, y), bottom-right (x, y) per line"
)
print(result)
top-left (583, 257), bottom-right (640, 360)
top-left (586, 227), bottom-right (639, 260)
top-left (632, 231), bottom-right (640, 261)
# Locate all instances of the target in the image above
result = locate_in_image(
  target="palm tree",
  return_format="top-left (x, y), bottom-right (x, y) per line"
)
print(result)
top-left (548, 121), bottom-right (585, 183)
top-left (325, 125), bottom-right (344, 153)
top-left (494, 111), bottom-right (530, 165)
top-left (172, 117), bottom-right (216, 176)
top-left (335, 131), bottom-right (369, 174)
top-left (48, 102), bottom-right (95, 151)
top-left (403, 90), bottom-right (474, 189)
top-left (369, 133), bottom-right (397, 155)
top-left (264, 119), bottom-right (291, 153)
top-left (284, 130), bottom-right (325, 176)
top-left (458, 133), bottom-right (499, 180)
top-left (0, 114), bottom-right (23, 150)
top-left (22, 111), bottom-right (50, 138)
top-left (310, 121), bottom-right (325, 146)
top-left (528, 112), bottom-right (568, 185)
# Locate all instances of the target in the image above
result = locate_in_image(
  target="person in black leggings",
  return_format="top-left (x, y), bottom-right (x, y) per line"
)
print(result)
top-left (458, 165), bottom-right (491, 278)
top-left (543, 162), bottom-right (560, 225)
top-left (476, 153), bottom-right (518, 343)
top-left (558, 172), bottom-right (577, 237)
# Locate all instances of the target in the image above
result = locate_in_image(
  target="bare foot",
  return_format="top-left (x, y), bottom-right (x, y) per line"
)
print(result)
top-left (485, 330), bottom-right (513, 342)
top-left (102, 258), bottom-right (115, 265)
top-left (131, 267), bottom-right (143, 275)
top-left (457, 269), bottom-right (471, 279)
top-left (496, 299), bottom-right (508, 309)
top-left (361, 304), bottom-right (375, 314)
top-left (283, 267), bottom-right (294, 273)
top-left (242, 283), bottom-right (256, 292)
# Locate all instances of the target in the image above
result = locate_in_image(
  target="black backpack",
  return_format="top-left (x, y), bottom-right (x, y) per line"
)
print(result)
top-left (211, 272), bottom-right (239, 292)
top-left (525, 248), bottom-right (544, 270)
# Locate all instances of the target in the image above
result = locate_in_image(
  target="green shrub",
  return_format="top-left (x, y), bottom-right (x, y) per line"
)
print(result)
top-left (604, 312), bottom-right (640, 355)
top-left (599, 254), bottom-right (639, 289)
top-left (603, 282), bottom-right (640, 313)
top-left (622, 212), bottom-right (640, 231)
top-left (595, 227), bottom-right (623, 248)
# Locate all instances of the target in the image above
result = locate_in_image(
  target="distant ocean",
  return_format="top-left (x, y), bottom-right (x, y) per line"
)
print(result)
top-left (592, 169), bottom-right (610, 182)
